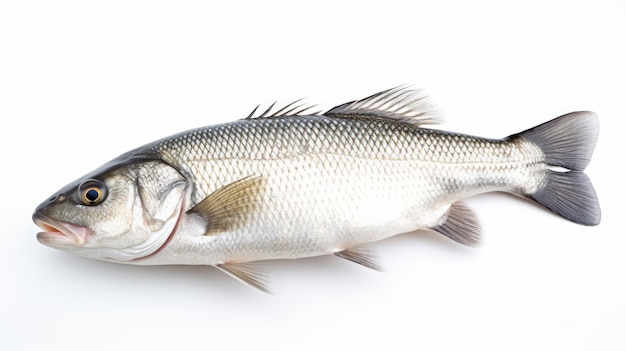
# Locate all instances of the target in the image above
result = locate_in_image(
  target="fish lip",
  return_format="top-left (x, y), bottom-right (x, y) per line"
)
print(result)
top-left (33, 214), bottom-right (91, 247)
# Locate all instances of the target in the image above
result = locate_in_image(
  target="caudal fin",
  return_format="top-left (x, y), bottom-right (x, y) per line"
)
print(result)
top-left (513, 111), bottom-right (601, 226)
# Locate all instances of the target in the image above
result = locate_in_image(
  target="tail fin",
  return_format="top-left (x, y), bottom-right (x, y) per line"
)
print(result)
top-left (512, 111), bottom-right (601, 226)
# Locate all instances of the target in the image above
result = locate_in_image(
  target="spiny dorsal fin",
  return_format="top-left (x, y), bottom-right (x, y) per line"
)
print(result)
top-left (187, 175), bottom-right (265, 236)
top-left (324, 86), bottom-right (444, 127)
top-left (216, 262), bottom-right (271, 294)
top-left (431, 201), bottom-right (481, 247)
top-left (334, 245), bottom-right (384, 272)
top-left (246, 99), bottom-right (322, 119)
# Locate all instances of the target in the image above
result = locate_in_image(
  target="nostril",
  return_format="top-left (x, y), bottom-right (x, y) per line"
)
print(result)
top-left (48, 194), bottom-right (66, 203)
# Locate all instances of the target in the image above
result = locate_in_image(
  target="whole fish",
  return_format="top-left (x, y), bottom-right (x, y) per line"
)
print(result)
top-left (33, 87), bottom-right (600, 292)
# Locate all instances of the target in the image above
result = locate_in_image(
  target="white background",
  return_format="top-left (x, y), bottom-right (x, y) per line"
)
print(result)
top-left (1, 1), bottom-right (624, 350)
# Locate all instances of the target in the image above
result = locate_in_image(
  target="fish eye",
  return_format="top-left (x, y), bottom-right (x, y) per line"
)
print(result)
top-left (78, 179), bottom-right (107, 206)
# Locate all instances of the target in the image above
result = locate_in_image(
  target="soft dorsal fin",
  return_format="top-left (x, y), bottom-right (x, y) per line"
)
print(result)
top-left (187, 175), bottom-right (265, 236)
top-left (324, 86), bottom-right (443, 127)
top-left (431, 201), bottom-right (481, 247)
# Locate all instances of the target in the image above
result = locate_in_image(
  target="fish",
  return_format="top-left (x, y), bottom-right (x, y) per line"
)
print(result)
top-left (32, 87), bottom-right (601, 292)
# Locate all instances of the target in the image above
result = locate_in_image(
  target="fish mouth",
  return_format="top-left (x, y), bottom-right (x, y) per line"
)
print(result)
top-left (33, 214), bottom-right (91, 247)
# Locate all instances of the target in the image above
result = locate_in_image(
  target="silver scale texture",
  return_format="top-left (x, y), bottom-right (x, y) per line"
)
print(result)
top-left (141, 115), bottom-right (543, 263)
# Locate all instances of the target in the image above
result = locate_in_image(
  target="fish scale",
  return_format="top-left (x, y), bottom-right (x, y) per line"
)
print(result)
top-left (138, 115), bottom-right (542, 264)
top-left (33, 87), bottom-right (600, 293)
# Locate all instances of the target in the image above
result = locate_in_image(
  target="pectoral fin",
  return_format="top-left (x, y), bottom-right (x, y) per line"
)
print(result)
top-left (334, 245), bottom-right (384, 272)
top-left (216, 262), bottom-right (271, 294)
top-left (187, 175), bottom-right (265, 236)
top-left (432, 201), bottom-right (481, 247)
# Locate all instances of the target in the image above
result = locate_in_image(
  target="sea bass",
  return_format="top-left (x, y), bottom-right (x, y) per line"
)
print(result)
top-left (33, 87), bottom-right (600, 292)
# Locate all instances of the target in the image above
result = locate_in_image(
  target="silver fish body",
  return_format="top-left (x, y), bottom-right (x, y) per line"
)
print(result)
top-left (144, 116), bottom-right (536, 263)
top-left (33, 87), bottom-right (600, 292)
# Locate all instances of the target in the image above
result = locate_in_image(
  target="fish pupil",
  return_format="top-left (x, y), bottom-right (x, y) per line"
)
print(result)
top-left (85, 189), bottom-right (99, 202)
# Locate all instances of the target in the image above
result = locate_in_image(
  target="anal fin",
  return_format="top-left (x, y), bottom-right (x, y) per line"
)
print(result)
top-left (334, 245), bottom-right (384, 272)
top-left (432, 201), bottom-right (481, 247)
top-left (216, 262), bottom-right (271, 294)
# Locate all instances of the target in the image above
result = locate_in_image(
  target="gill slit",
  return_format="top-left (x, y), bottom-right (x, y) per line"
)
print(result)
top-left (131, 197), bottom-right (187, 261)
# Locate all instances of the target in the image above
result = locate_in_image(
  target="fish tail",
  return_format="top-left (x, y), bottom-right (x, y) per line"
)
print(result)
top-left (512, 111), bottom-right (601, 225)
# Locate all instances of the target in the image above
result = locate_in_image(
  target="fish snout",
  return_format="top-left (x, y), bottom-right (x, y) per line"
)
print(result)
top-left (34, 193), bottom-right (67, 214)
top-left (33, 213), bottom-right (91, 247)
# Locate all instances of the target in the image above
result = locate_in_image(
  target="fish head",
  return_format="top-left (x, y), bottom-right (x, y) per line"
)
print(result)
top-left (33, 158), bottom-right (188, 263)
